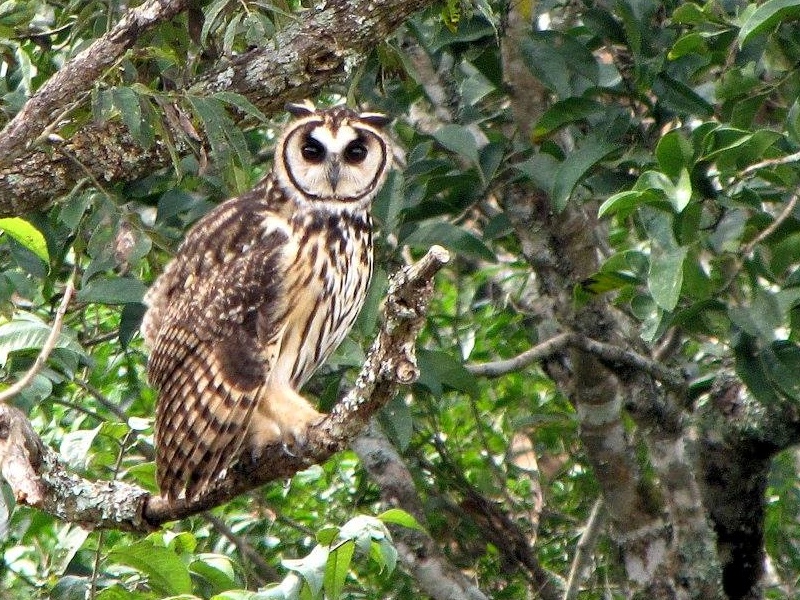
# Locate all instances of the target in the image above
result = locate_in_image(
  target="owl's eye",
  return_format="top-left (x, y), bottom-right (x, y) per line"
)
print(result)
top-left (301, 138), bottom-right (326, 163)
top-left (343, 140), bottom-right (368, 164)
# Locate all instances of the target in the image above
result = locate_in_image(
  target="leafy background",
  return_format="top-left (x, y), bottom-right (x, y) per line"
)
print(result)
top-left (2, 0), bottom-right (800, 598)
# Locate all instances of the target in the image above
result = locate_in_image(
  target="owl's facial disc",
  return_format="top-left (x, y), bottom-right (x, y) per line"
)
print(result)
top-left (281, 118), bottom-right (390, 204)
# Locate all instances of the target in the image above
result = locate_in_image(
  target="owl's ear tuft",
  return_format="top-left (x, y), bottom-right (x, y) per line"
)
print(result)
top-left (358, 112), bottom-right (391, 128)
top-left (286, 100), bottom-right (317, 118)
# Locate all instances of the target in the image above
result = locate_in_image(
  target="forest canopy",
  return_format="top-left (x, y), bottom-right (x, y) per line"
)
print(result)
top-left (1, 0), bottom-right (800, 599)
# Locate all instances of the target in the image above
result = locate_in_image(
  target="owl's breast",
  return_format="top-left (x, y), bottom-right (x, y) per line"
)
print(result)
top-left (270, 210), bottom-right (373, 388)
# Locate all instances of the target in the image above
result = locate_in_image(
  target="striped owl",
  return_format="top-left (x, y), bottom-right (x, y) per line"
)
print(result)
top-left (141, 102), bottom-right (392, 502)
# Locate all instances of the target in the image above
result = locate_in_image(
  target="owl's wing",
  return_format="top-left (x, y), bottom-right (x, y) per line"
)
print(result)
top-left (147, 204), bottom-right (291, 501)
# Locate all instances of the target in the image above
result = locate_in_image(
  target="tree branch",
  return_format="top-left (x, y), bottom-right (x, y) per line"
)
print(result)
top-left (742, 191), bottom-right (799, 256)
top-left (0, 0), bottom-right (438, 215)
top-left (0, 245), bottom-right (450, 531)
top-left (467, 332), bottom-right (687, 390)
top-left (0, 0), bottom-right (188, 168)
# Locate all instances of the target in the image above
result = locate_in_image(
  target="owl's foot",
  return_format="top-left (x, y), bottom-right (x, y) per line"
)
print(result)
top-left (278, 403), bottom-right (325, 450)
top-left (250, 386), bottom-right (325, 453)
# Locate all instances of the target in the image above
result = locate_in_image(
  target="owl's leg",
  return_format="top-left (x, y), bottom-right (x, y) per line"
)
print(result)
top-left (250, 386), bottom-right (324, 451)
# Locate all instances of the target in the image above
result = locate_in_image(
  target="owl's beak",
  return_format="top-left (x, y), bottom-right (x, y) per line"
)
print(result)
top-left (328, 160), bottom-right (341, 192)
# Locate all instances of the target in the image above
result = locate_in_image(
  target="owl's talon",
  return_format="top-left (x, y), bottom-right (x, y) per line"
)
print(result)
top-left (281, 441), bottom-right (297, 457)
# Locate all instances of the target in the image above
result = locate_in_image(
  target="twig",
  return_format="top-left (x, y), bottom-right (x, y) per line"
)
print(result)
top-left (742, 192), bottom-right (799, 256)
top-left (569, 334), bottom-right (686, 390)
top-left (0, 271), bottom-right (76, 403)
top-left (0, 246), bottom-right (450, 530)
top-left (563, 497), bottom-right (605, 600)
top-left (739, 150), bottom-right (800, 178)
top-left (72, 377), bottom-right (129, 421)
top-left (467, 332), bottom-right (686, 390)
top-left (203, 512), bottom-right (278, 585)
top-left (466, 332), bottom-right (573, 377)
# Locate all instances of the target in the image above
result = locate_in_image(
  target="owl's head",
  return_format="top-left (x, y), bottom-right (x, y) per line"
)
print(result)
top-left (274, 102), bottom-right (392, 209)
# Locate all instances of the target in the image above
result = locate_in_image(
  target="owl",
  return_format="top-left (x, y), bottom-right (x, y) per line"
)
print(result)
top-left (141, 102), bottom-right (393, 502)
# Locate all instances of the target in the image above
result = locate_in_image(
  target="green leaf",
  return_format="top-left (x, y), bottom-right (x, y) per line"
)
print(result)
top-left (671, 2), bottom-right (708, 24)
top-left (767, 341), bottom-right (800, 400)
top-left (323, 540), bottom-right (354, 600)
top-left (416, 348), bottom-right (480, 397)
top-left (599, 190), bottom-right (663, 218)
top-left (108, 539), bottom-right (193, 596)
top-left (460, 61), bottom-right (495, 106)
top-left (77, 277), bottom-right (146, 304)
top-left (222, 13), bottom-right (243, 54)
top-left (656, 130), bottom-right (693, 178)
top-left (0, 315), bottom-right (83, 366)
top-left (316, 527), bottom-right (339, 546)
top-left (520, 31), bottom-right (598, 97)
top-left (119, 302), bottom-right (146, 347)
top-left (648, 245), bottom-right (687, 312)
top-left (668, 32), bottom-right (707, 60)
top-left (551, 137), bottom-right (619, 211)
top-left (734, 334), bottom-right (781, 405)
top-left (60, 426), bottom-right (101, 470)
top-left (631, 294), bottom-right (669, 342)
top-left (190, 555), bottom-right (238, 593)
top-left (729, 289), bottom-right (784, 342)
top-left (532, 98), bottom-right (606, 140)
top-left (111, 87), bottom-right (147, 148)
top-left (201, 0), bottom-right (232, 42)
top-left (671, 168), bottom-right (692, 213)
top-left (402, 221), bottom-right (495, 262)
top-left (0, 217), bottom-right (49, 264)
top-left (641, 208), bottom-right (686, 311)
top-left (654, 74), bottom-right (714, 118)
top-left (433, 124), bottom-right (480, 164)
top-left (96, 584), bottom-right (145, 599)
top-left (338, 515), bottom-right (387, 554)
top-left (213, 91), bottom-right (268, 122)
top-left (738, 0), bottom-right (800, 47)
top-left (50, 576), bottom-right (88, 600)
top-left (283, 546), bottom-right (327, 598)
top-left (379, 394), bottom-right (413, 452)
top-left (188, 95), bottom-right (251, 173)
top-left (370, 538), bottom-right (397, 573)
top-left (377, 508), bottom-right (424, 531)
top-left (213, 592), bottom-right (257, 600)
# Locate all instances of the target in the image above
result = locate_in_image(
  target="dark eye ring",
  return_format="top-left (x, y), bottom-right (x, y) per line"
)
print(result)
top-left (344, 141), bottom-right (368, 164)
top-left (301, 138), bottom-right (326, 163)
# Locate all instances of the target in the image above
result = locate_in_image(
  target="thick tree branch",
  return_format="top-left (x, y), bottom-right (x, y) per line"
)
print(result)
top-left (0, 0), bottom-right (437, 215)
top-left (0, 246), bottom-right (450, 530)
top-left (696, 373), bottom-right (800, 599)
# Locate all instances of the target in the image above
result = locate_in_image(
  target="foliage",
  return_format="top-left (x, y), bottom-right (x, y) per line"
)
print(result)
top-left (2, 0), bottom-right (800, 598)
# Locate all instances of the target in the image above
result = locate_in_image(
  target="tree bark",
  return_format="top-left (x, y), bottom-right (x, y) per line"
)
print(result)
top-left (498, 10), bottom-right (724, 594)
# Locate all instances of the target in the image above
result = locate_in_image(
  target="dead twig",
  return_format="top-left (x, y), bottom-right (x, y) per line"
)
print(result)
top-left (0, 271), bottom-right (76, 403)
